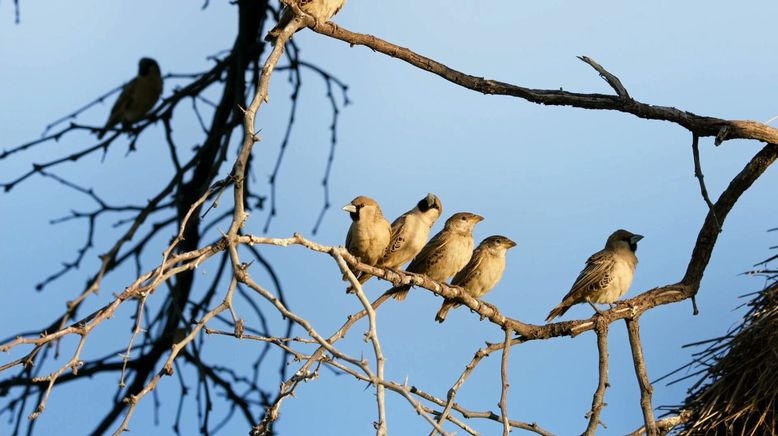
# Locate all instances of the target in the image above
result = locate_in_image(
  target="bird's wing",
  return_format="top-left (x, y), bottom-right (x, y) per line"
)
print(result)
top-left (407, 231), bottom-right (448, 273)
top-left (344, 226), bottom-right (354, 253)
top-left (451, 250), bottom-right (484, 288)
top-left (332, 0), bottom-right (344, 16)
top-left (560, 250), bottom-right (614, 303)
top-left (383, 214), bottom-right (409, 259)
top-left (106, 79), bottom-right (137, 127)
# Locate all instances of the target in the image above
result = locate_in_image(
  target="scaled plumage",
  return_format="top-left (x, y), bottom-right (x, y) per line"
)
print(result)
top-left (386, 212), bottom-right (483, 301)
top-left (435, 235), bottom-right (516, 322)
top-left (545, 229), bottom-right (643, 322)
top-left (355, 193), bottom-right (442, 286)
top-left (98, 58), bottom-right (163, 139)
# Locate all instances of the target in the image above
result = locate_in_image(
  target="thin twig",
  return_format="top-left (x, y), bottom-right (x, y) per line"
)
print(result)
top-left (626, 410), bottom-right (691, 436)
top-left (577, 56), bottom-right (630, 99)
top-left (691, 133), bottom-right (721, 233)
top-left (334, 253), bottom-right (387, 435)
top-left (625, 317), bottom-right (657, 436)
top-left (113, 277), bottom-right (240, 435)
top-left (499, 328), bottom-right (513, 436)
top-left (583, 319), bottom-right (609, 435)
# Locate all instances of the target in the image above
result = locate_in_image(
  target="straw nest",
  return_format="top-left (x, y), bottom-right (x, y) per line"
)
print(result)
top-left (672, 274), bottom-right (778, 435)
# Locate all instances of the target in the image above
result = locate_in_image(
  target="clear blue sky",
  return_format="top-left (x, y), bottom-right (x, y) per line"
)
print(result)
top-left (2, 1), bottom-right (777, 435)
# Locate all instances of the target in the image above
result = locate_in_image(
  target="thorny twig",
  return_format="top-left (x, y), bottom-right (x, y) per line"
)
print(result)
top-left (625, 317), bottom-right (658, 436)
top-left (583, 319), bottom-right (609, 435)
top-left (499, 328), bottom-right (512, 436)
top-left (3, 8), bottom-right (778, 436)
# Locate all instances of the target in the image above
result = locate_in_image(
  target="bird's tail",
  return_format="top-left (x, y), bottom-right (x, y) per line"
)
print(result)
top-left (98, 115), bottom-right (120, 140)
top-left (385, 285), bottom-right (411, 301)
top-left (345, 272), bottom-right (374, 292)
top-left (264, 9), bottom-right (294, 42)
top-left (545, 303), bottom-right (571, 322)
top-left (435, 300), bottom-right (454, 323)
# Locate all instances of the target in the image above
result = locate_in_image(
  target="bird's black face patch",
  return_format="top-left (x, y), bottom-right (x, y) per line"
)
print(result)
top-left (350, 205), bottom-right (363, 221)
top-left (417, 196), bottom-right (439, 212)
top-left (623, 235), bottom-right (639, 252)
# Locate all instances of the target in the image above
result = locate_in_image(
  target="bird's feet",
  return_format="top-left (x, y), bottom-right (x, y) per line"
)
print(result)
top-left (587, 301), bottom-right (606, 315)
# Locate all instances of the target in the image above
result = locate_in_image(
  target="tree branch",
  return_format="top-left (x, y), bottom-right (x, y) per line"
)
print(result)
top-left (691, 133), bottom-right (720, 233)
top-left (583, 320), bottom-right (609, 435)
top-left (311, 22), bottom-right (778, 145)
top-left (499, 328), bottom-right (512, 436)
top-left (625, 317), bottom-right (657, 435)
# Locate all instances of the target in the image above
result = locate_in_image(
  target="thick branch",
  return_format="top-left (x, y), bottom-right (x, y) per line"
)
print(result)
top-left (312, 23), bottom-right (778, 145)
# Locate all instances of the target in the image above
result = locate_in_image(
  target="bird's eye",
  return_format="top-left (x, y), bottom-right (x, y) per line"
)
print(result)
top-left (461, 216), bottom-right (466, 221)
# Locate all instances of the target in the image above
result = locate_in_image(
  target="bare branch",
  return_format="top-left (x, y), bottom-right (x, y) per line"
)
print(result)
top-left (625, 317), bottom-right (657, 435)
top-left (334, 253), bottom-right (387, 436)
top-left (499, 328), bottom-right (512, 436)
top-left (113, 276), bottom-right (240, 435)
top-left (577, 56), bottom-right (630, 99)
top-left (627, 410), bottom-right (691, 436)
top-left (583, 320), bottom-right (609, 435)
top-left (691, 134), bottom-right (721, 233)
top-left (312, 22), bottom-right (778, 145)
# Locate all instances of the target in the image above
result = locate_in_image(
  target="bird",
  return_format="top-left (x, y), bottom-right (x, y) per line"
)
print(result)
top-left (343, 196), bottom-right (392, 283)
top-left (435, 235), bottom-right (516, 322)
top-left (353, 193), bottom-right (443, 287)
top-left (97, 58), bottom-right (163, 139)
top-left (545, 229), bottom-right (644, 322)
top-left (386, 212), bottom-right (484, 301)
top-left (265, 0), bottom-right (346, 42)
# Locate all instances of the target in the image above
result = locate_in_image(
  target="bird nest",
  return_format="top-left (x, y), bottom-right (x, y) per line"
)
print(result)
top-left (671, 274), bottom-right (778, 435)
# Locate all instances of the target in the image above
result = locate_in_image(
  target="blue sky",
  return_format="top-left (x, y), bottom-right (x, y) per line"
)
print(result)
top-left (2, 1), bottom-right (778, 435)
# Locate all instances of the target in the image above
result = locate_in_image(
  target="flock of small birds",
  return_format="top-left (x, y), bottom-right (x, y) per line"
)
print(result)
top-left (343, 194), bottom-right (643, 323)
top-left (98, 60), bottom-right (644, 324)
top-left (98, 4), bottom-right (643, 325)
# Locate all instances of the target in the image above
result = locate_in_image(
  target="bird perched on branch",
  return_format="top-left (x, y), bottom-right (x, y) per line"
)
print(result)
top-left (545, 229), bottom-right (643, 322)
top-left (435, 235), bottom-right (516, 323)
top-left (386, 212), bottom-right (483, 301)
top-left (265, 0), bottom-right (346, 43)
top-left (343, 196), bottom-right (392, 283)
top-left (353, 193), bottom-right (443, 288)
top-left (97, 58), bottom-right (163, 139)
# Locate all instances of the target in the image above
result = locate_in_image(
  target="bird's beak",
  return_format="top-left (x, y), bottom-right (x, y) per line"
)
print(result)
top-left (425, 193), bottom-right (437, 208)
top-left (342, 203), bottom-right (357, 213)
top-left (473, 214), bottom-right (484, 222)
top-left (630, 234), bottom-right (644, 245)
top-left (505, 239), bottom-right (517, 248)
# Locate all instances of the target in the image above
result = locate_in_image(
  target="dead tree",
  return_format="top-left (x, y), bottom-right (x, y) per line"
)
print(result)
top-left (1, 1), bottom-right (777, 435)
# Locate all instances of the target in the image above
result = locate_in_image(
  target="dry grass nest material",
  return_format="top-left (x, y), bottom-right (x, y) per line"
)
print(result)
top-left (671, 274), bottom-right (778, 435)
